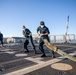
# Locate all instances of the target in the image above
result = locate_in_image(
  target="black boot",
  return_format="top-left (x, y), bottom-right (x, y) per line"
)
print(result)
top-left (33, 48), bottom-right (37, 54)
top-left (52, 55), bottom-right (56, 58)
top-left (52, 51), bottom-right (56, 58)
top-left (41, 53), bottom-right (46, 57)
top-left (25, 48), bottom-right (29, 53)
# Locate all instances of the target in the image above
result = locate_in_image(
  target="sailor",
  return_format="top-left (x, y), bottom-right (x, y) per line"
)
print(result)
top-left (0, 31), bottom-right (4, 47)
top-left (22, 25), bottom-right (37, 54)
top-left (37, 21), bottom-right (55, 58)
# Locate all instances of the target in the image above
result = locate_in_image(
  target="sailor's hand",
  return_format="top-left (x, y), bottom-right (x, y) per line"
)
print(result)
top-left (29, 34), bottom-right (32, 36)
top-left (40, 34), bottom-right (44, 37)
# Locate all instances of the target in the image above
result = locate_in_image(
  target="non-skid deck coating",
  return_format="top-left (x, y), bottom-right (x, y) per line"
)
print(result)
top-left (0, 43), bottom-right (76, 75)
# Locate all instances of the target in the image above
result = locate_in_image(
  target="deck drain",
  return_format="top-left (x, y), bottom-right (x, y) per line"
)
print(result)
top-left (58, 71), bottom-right (69, 75)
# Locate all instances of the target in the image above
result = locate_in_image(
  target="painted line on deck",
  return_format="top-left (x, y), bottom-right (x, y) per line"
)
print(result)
top-left (0, 54), bottom-right (41, 65)
top-left (24, 57), bottom-right (44, 64)
top-left (4, 58), bottom-right (61, 75)
top-left (4, 52), bottom-right (76, 75)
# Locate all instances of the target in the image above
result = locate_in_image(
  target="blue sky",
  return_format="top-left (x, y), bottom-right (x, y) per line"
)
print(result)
top-left (0, 0), bottom-right (76, 37)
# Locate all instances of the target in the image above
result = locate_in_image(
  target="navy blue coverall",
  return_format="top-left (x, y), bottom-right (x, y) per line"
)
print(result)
top-left (0, 32), bottom-right (3, 46)
top-left (37, 26), bottom-right (55, 56)
top-left (23, 28), bottom-right (36, 52)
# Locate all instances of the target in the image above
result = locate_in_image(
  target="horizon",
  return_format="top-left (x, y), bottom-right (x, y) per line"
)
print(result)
top-left (3, 33), bottom-right (76, 38)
